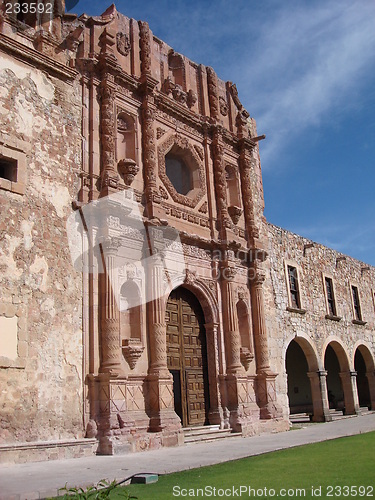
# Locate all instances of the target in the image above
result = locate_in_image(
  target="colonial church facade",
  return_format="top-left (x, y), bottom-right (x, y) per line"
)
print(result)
top-left (0, 2), bottom-right (374, 463)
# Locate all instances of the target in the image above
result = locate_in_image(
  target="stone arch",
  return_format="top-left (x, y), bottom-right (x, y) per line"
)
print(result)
top-left (353, 343), bottom-right (375, 410)
top-left (285, 336), bottom-right (319, 420)
top-left (165, 277), bottom-right (223, 426)
top-left (283, 333), bottom-right (320, 372)
top-left (323, 339), bottom-right (358, 415)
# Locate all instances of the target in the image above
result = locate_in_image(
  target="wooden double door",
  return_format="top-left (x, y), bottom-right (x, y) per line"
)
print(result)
top-left (166, 287), bottom-right (209, 427)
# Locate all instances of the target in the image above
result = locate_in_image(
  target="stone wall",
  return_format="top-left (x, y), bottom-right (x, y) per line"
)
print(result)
top-left (265, 222), bottom-right (375, 418)
top-left (0, 51), bottom-right (84, 447)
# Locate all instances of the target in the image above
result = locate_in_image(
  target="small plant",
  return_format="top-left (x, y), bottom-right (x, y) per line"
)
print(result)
top-left (57, 479), bottom-right (136, 499)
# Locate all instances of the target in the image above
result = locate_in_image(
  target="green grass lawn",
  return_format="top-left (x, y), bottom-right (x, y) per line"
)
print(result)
top-left (115, 432), bottom-right (375, 499)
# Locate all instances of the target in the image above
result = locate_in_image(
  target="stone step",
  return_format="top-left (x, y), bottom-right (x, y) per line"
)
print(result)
top-left (183, 425), bottom-right (240, 444)
top-left (289, 413), bottom-right (311, 423)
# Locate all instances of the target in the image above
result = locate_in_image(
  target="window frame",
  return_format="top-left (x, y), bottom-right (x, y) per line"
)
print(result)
top-left (0, 138), bottom-right (27, 195)
top-left (322, 273), bottom-right (341, 321)
top-left (350, 283), bottom-right (366, 325)
top-left (284, 260), bottom-right (306, 314)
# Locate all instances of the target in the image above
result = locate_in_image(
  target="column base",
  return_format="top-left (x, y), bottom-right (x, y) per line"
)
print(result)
top-left (256, 370), bottom-right (283, 419)
top-left (145, 373), bottom-right (182, 432)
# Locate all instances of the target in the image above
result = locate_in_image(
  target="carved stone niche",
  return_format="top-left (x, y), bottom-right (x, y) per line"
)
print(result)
top-left (116, 111), bottom-right (138, 185)
top-left (120, 280), bottom-right (144, 370)
top-left (158, 135), bottom-right (206, 209)
top-left (225, 164), bottom-right (242, 224)
top-left (236, 299), bottom-right (254, 371)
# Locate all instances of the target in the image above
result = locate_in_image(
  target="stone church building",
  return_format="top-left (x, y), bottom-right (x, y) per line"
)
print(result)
top-left (0, 2), bottom-right (374, 463)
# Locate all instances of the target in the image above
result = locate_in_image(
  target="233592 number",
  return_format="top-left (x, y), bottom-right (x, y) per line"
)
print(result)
top-left (326, 485), bottom-right (374, 497)
top-left (5, 3), bottom-right (53, 15)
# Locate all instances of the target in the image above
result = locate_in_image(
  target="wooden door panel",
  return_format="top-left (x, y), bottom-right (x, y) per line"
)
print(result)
top-left (166, 288), bottom-right (208, 427)
top-left (186, 371), bottom-right (206, 426)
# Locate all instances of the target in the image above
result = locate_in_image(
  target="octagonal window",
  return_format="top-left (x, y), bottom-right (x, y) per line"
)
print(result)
top-left (165, 152), bottom-right (192, 195)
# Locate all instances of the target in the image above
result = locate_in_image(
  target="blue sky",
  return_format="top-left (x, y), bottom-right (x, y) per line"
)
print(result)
top-left (70, 0), bottom-right (375, 266)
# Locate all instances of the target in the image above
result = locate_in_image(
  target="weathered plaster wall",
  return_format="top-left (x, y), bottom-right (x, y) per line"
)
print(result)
top-left (0, 53), bottom-right (84, 445)
top-left (264, 222), bottom-right (375, 417)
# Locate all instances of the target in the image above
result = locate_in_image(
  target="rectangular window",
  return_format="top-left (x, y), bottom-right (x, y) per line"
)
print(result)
top-left (325, 277), bottom-right (337, 317)
top-left (288, 265), bottom-right (301, 309)
top-left (351, 285), bottom-right (362, 321)
top-left (0, 156), bottom-right (17, 182)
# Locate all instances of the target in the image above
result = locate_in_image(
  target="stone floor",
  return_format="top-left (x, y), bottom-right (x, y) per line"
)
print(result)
top-left (1, 413), bottom-right (375, 500)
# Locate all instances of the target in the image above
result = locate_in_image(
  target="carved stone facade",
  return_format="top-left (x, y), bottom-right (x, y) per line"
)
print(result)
top-left (0, 4), bottom-right (374, 464)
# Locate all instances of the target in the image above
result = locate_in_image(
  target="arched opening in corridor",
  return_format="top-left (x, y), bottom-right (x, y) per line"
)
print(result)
top-left (355, 347), bottom-right (372, 409)
top-left (324, 344), bottom-right (345, 411)
top-left (165, 287), bottom-right (210, 427)
top-left (286, 340), bottom-right (313, 415)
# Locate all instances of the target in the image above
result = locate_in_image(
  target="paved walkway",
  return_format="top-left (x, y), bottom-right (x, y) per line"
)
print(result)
top-left (1, 413), bottom-right (375, 500)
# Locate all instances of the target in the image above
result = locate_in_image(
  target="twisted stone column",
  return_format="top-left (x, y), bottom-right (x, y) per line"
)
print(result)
top-left (238, 146), bottom-right (259, 246)
top-left (99, 78), bottom-right (119, 197)
top-left (211, 129), bottom-right (231, 235)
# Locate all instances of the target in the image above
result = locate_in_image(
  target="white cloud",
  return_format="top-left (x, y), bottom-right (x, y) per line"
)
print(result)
top-left (232, 0), bottom-right (375, 169)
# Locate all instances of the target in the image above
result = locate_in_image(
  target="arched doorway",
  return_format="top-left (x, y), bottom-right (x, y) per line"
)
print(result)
top-left (355, 347), bottom-right (372, 409)
top-left (166, 287), bottom-right (210, 427)
top-left (286, 340), bottom-right (313, 415)
top-left (324, 344), bottom-right (344, 410)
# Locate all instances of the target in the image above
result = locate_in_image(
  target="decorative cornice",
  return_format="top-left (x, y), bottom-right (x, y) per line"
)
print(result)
top-left (0, 33), bottom-right (78, 81)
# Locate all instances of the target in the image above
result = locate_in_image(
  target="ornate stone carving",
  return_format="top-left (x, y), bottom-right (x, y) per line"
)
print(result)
top-left (187, 89), bottom-right (198, 108)
top-left (228, 205), bottom-right (242, 225)
top-left (211, 130), bottom-right (231, 231)
top-left (198, 201), bottom-right (208, 214)
top-left (219, 96), bottom-right (228, 116)
top-left (185, 269), bottom-right (197, 285)
top-left (138, 21), bottom-right (152, 75)
top-left (194, 145), bottom-right (204, 160)
top-left (206, 67), bottom-right (219, 121)
top-left (122, 339), bottom-right (144, 370)
top-left (240, 347), bottom-right (254, 371)
top-left (159, 185), bottom-right (169, 200)
top-left (116, 32), bottom-right (131, 56)
top-left (158, 134), bottom-right (205, 208)
top-left (157, 127), bottom-right (167, 140)
top-left (229, 82), bottom-right (242, 110)
top-left (117, 159), bottom-right (139, 186)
